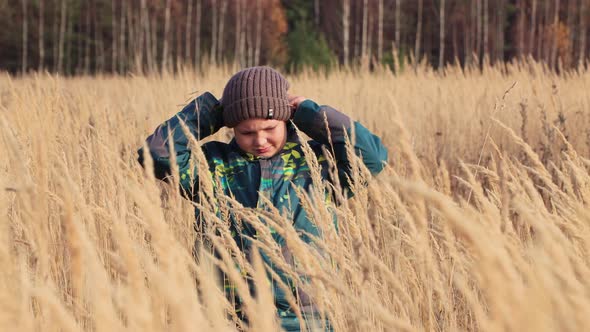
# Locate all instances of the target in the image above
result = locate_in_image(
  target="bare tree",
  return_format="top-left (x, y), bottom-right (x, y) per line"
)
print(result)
top-left (38, 0), bottom-right (44, 71)
top-left (537, 0), bottom-right (551, 63)
top-left (314, 0), bottom-right (320, 27)
top-left (367, 6), bottom-right (373, 61)
top-left (235, 0), bottom-right (242, 65)
top-left (467, 0), bottom-right (476, 65)
top-left (144, 3), bottom-right (154, 72)
top-left (21, 0), bottom-right (27, 74)
top-left (246, 9), bottom-right (253, 66)
top-left (550, 0), bottom-right (561, 68)
top-left (567, 0), bottom-right (577, 64)
top-left (239, 0), bottom-right (247, 66)
top-left (217, 0), bottom-right (228, 63)
top-left (530, 0), bottom-right (538, 56)
top-left (361, 0), bottom-right (368, 58)
top-left (497, 0), bottom-right (505, 62)
top-left (414, 0), bottom-right (424, 69)
top-left (57, 0), bottom-right (67, 74)
top-left (210, 0), bottom-right (218, 64)
top-left (343, 0), bottom-right (350, 66)
top-left (162, 0), bottom-right (171, 71)
top-left (149, 6), bottom-right (157, 72)
top-left (454, 16), bottom-right (460, 61)
top-left (463, 2), bottom-right (475, 66)
top-left (378, 0), bottom-right (383, 62)
top-left (354, 3), bottom-right (361, 59)
top-left (84, 3), bottom-right (91, 73)
top-left (579, 0), bottom-right (587, 67)
top-left (476, 0), bottom-right (481, 60)
top-left (94, 2), bottom-right (105, 73)
top-left (395, 0), bottom-right (401, 49)
top-left (195, 0), bottom-right (202, 67)
top-left (111, 0), bottom-right (117, 73)
top-left (254, 0), bottom-right (262, 65)
top-left (186, 0), bottom-right (193, 62)
top-left (128, 1), bottom-right (139, 72)
top-left (175, 20), bottom-right (182, 71)
top-left (151, 15), bottom-right (158, 71)
top-left (52, 2), bottom-right (58, 71)
top-left (439, 0), bottom-right (445, 69)
top-left (135, 0), bottom-right (148, 73)
top-left (119, 0), bottom-right (126, 73)
top-left (65, 0), bottom-right (76, 74)
top-left (483, 0), bottom-right (489, 61)
top-left (518, 0), bottom-right (525, 58)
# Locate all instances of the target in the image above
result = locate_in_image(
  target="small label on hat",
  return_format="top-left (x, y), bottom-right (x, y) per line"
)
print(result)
top-left (268, 109), bottom-right (274, 119)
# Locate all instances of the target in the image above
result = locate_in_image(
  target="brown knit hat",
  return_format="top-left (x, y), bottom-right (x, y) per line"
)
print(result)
top-left (221, 66), bottom-right (291, 128)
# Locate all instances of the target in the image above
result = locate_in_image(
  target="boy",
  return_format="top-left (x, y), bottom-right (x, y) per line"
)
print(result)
top-left (139, 66), bottom-right (387, 331)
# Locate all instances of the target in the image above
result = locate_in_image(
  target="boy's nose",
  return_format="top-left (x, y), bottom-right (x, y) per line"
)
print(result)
top-left (254, 135), bottom-right (267, 146)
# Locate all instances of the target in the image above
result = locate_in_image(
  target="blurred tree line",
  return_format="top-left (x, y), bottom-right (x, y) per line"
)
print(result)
top-left (1, 0), bottom-right (589, 75)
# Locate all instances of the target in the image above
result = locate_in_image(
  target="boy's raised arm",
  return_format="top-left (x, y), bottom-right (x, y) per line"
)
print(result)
top-left (292, 98), bottom-right (388, 191)
top-left (138, 92), bottom-right (223, 194)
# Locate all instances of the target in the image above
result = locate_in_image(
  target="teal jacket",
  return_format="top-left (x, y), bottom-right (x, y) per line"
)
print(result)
top-left (138, 92), bottom-right (387, 331)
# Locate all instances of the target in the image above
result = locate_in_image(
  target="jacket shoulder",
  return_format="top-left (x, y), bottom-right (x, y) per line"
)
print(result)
top-left (201, 140), bottom-right (233, 159)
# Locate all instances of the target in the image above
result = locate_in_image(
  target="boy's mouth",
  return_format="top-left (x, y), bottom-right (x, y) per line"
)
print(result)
top-left (256, 147), bottom-right (271, 154)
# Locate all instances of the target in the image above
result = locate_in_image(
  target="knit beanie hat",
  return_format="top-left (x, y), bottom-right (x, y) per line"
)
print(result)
top-left (221, 66), bottom-right (291, 128)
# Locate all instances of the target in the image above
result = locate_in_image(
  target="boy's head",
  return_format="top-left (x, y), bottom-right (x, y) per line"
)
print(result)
top-left (222, 66), bottom-right (291, 157)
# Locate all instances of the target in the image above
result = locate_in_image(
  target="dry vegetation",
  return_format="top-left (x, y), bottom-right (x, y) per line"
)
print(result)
top-left (2, 62), bottom-right (590, 331)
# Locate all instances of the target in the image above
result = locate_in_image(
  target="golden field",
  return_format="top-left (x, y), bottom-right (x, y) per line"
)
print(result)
top-left (2, 63), bottom-right (590, 331)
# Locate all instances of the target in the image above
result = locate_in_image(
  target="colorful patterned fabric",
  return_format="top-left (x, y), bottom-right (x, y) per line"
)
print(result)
top-left (138, 92), bottom-right (388, 331)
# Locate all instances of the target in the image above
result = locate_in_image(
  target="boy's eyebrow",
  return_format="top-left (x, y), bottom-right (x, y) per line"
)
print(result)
top-left (239, 124), bottom-right (277, 132)
top-left (238, 128), bottom-right (257, 134)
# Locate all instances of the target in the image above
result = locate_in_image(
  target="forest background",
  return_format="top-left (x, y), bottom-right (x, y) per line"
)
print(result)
top-left (1, 0), bottom-right (589, 75)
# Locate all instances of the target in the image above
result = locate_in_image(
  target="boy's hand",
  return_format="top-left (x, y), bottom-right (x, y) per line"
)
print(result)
top-left (288, 94), bottom-right (307, 117)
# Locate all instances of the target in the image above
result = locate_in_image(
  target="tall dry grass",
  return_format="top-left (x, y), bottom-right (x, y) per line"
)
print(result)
top-left (2, 62), bottom-right (590, 331)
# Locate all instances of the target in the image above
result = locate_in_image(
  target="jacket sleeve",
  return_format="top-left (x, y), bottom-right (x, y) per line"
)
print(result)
top-left (137, 92), bottom-right (223, 196)
top-left (292, 99), bottom-right (388, 191)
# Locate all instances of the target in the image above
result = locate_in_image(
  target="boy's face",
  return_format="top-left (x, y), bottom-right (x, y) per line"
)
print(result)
top-left (234, 119), bottom-right (288, 158)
